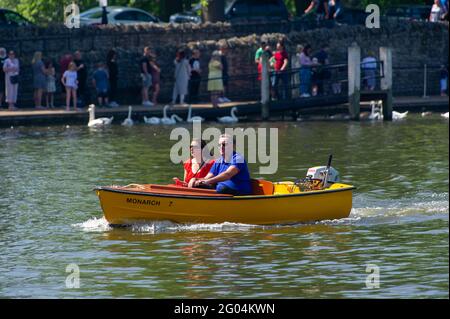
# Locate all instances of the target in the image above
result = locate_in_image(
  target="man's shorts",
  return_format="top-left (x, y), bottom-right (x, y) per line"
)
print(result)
top-left (97, 89), bottom-right (108, 98)
top-left (141, 73), bottom-right (152, 88)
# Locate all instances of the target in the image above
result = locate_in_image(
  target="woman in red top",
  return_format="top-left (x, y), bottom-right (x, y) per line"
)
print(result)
top-left (173, 139), bottom-right (215, 187)
top-left (273, 41), bottom-right (289, 100)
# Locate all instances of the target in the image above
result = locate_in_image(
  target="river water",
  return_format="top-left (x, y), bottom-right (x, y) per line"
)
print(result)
top-left (0, 114), bottom-right (448, 298)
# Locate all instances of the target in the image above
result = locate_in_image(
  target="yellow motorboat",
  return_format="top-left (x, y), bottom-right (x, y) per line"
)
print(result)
top-left (95, 179), bottom-right (355, 226)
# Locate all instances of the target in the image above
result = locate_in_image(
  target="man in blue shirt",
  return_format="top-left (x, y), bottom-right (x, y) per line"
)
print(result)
top-left (190, 134), bottom-right (252, 195)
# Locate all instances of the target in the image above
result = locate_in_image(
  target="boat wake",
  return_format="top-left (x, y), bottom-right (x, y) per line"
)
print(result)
top-left (344, 192), bottom-right (449, 225)
top-left (73, 217), bottom-right (258, 234)
top-left (73, 217), bottom-right (112, 232)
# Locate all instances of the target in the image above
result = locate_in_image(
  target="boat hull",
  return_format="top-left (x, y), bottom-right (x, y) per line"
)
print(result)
top-left (95, 183), bottom-right (355, 225)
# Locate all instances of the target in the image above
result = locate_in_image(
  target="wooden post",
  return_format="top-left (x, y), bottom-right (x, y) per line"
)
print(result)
top-left (379, 47), bottom-right (393, 121)
top-left (422, 64), bottom-right (428, 98)
top-left (348, 43), bottom-right (361, 121)
top-left (261, 51), bottom-right (270, 120)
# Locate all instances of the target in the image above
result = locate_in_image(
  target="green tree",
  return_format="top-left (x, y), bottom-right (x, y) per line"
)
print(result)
top-left (201, 0), bottom-right (225, 22)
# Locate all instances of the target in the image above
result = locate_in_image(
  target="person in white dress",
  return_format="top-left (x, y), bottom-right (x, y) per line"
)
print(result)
top-left (429, 0), bottom-right (442, 22)
top-left (172, 50), bottom-right (191, 105)
top-left (3, 50), bottom-right (20, 111)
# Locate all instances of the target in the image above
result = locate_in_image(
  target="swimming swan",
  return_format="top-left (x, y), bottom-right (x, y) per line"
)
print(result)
top-left (143, 116), bottom-right (161, 125)
top-left (217, 107), bottom-right (238, 124)
top-left (161, 105), bottom-right (183, 125)
top-left (87, 104), bottom-right (113, 127)
top-left (121, 106), bottom-right (134, 126)
top-left (186, 104), bottom-right (205, 123)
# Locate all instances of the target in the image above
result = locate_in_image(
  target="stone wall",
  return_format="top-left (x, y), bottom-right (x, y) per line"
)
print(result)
top-left (0, 20), bottom-right (447, 107)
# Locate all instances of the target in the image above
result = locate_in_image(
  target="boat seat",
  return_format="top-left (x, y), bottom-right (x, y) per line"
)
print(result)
top-left (251, 179), bottom-right (274, 195)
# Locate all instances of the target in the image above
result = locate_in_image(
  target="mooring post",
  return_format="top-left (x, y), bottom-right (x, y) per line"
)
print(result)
top-left (422, 63), bottom-right (428, 98)
top-left (380, 47), bottom-right (393, 121)
top-left (261, 51), bottom-right (270, 120)
top-left (348, 42), bottom-right (361, 121)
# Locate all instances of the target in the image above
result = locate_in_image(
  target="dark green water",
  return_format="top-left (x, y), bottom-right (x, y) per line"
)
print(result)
top-left (0, 114), bottom-right (448, 298)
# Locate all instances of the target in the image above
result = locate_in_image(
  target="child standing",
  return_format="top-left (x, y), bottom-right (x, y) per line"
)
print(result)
top-left (45, 59), bottom-right (56, 108)
top-left (92, 62), bottom-right (109, 107)
top-left (61, 62), bottom-right (78, 111)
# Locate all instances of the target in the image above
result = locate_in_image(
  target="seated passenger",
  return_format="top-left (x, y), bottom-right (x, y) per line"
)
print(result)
top-left (190, 134), bottom-right (252, 196)
top-left (173, 138), bottom-right (215, 187)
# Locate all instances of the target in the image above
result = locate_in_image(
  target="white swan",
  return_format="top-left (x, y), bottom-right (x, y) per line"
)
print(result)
top-left (217, 107), bottom-right (238, 124)
top-left (158, 105), bottom-right (183, 125)
top-left (441, 112), bottom-right (449, 119)
top-left (421, 111), bottom-right (433, 117)
top-left (143, 116), bottom-right (161, 125)
top-left (162, 114), bottom-right (183, 125)
top-left (393, 110), bottom-right (408, 120)
top-left (186, 104), bottom-right (205, 123)
top-left (372, 100), bottom-right (408, 121)
top-left (369, 101), bottom-right (382, 120)
top-left (121, 106), bottom-right (134, 126)
top-left (87, 104), bottom-right (113, 127)
top-left (143, 105), bottom-right (172, 125)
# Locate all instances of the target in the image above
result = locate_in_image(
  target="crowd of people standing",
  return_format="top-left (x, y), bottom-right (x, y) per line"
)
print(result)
top-left (0, 38), bottom-right (447, 111)
top-left (255, 39), bottom-right (336, 99)
top-left (0, 48), bottom-right (121, 111)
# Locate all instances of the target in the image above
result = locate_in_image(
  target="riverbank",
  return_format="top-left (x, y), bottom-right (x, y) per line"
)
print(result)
top-left (0, 95), bottom-right (448, 127)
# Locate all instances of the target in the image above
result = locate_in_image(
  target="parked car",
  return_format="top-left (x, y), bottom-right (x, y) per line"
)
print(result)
top-left (385, 5), bottom-right (432, 21)
top-left (79, 6), bottom-right (160, 26)
top-left (292, 6), bottom-right (368, 30)
top-left (0, 8), bottom-right (33, 28)
top-left (169, 0), bottom-right (289, 24)
top-left (169, 3), bottom-right (202, 24)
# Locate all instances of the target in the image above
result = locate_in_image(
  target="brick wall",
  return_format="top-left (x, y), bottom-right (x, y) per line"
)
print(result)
top-left (0, 20), bottom-right (447, 107)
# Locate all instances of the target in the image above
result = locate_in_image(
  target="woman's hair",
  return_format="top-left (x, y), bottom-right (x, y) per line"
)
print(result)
top-left (177, 50), bottom-right (186, 60)
top-left (191, 138), bottom-right (213, 157)
top-left (303, 45), bottom-right (312, 56)
top-left (44, 59), bottom-right (53, 68)
top-left (107, 49), bottom-right (116, 62)
top-left (68, 61), bottom-right (77, 70)
top-left (32, 51), bottom-right (42, 64)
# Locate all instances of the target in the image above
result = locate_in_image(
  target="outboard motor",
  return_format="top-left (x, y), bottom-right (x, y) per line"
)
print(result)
top-left (306, 166), bottom-right (340, 188)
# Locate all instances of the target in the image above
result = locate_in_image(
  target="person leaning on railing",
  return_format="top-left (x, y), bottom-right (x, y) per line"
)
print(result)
top-left (361, 51), bottom-right (377, 91)
top-left (273, 41), bottom-right (289, 100)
